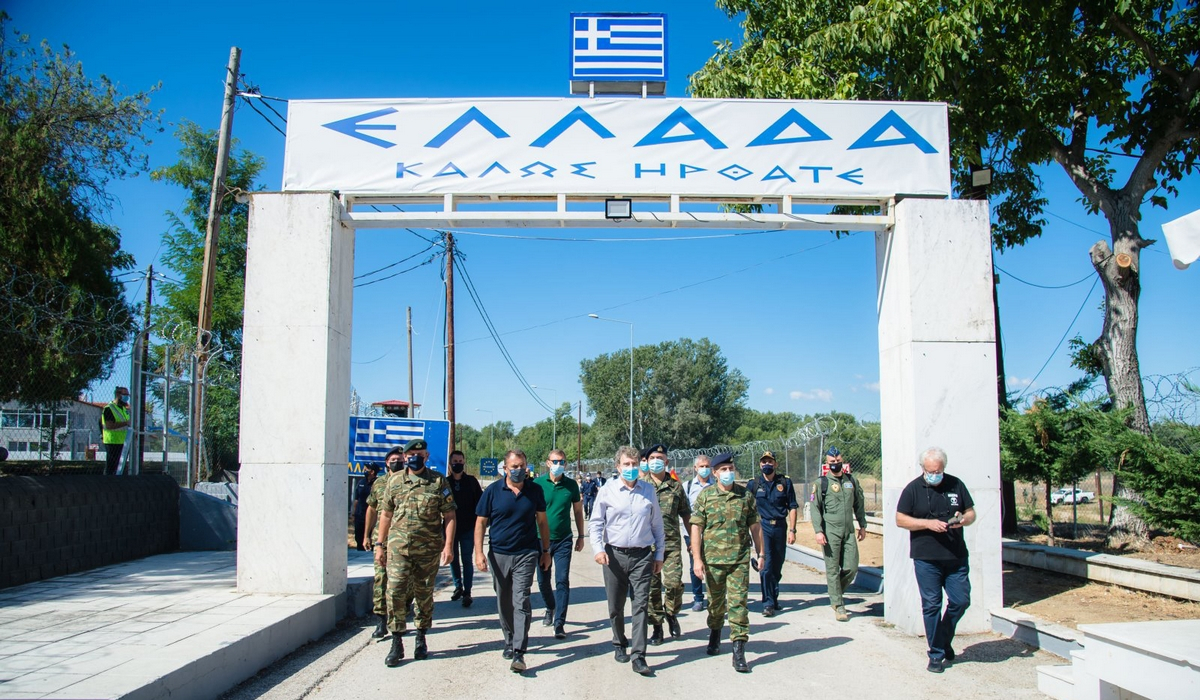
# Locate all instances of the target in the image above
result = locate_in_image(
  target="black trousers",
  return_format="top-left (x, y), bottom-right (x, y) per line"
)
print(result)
top-left (104, 443), bottom-right (123, 476)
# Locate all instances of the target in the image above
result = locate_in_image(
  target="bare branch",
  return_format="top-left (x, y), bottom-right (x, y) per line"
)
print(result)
top-left (1048, 134), bottom-right (1114, 214)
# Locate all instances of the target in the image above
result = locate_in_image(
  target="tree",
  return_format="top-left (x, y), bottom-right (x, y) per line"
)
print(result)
top-left (0, 13), bottom-right (159, 403)
top-left (580, 337), bottom-right (749, 453)
top-left (151, 121), bottom-right (263, 475)
top-left (691, 0), bottom-right (1198, 546)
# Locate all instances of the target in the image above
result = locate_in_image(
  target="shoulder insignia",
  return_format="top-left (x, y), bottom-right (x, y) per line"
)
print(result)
top-left (442, 488), bottom-right (451, 497)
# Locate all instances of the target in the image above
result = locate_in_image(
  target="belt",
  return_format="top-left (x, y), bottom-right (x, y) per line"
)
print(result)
top-left (607, 545), bottom-right (651, 554)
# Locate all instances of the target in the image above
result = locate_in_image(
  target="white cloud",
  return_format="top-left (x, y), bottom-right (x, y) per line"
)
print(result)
top-left (1007, 376), bottom-right (1033, 388)
top-left (862, 382), bottom-right (880, 393)
top-left (790, 388), bottom-right (834, 402)
top-left (764, 387), bottom-right (775, 395)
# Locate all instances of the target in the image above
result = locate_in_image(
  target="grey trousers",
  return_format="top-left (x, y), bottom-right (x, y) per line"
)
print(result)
top-left (489, 549), bottom-right (538, 653)
top-left (603, 544), bottom-right (654, 661)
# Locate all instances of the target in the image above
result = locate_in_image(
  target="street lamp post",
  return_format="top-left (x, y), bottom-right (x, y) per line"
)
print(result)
top-left (475, 408), bottom-right (494, 458)
top-left (531, 385), bottom-right (558, 451)
top-left (588, 314), bottom-right (634, 446)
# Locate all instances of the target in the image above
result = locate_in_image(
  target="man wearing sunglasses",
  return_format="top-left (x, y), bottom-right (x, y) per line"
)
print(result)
top-left (534, 449), bottom-right (585, 640)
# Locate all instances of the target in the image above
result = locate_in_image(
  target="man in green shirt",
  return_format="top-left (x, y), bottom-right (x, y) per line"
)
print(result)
top-left (534, 448), bottom-right (585, 640)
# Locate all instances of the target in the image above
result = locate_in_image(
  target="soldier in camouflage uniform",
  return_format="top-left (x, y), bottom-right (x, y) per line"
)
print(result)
top-left (643, 444), bottom-right (691, 645)
top-left (690, 452), bottom-right (762, 673)
top-left (364, 447), bottom-right (404, 638)
top-left (374, 439), bottom-right (456, 667)
top-left (812, 446), bottom-right (867, 621)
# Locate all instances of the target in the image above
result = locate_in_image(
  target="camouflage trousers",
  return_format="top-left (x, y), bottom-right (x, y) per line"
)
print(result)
top-left (822, 529), bottom-right (859, 609)
top-left (649, 543), bottom-right (684, 622)
top-left (706, 561), bottom-right (750, 642)
top-left (386, 548), bottom-right (440, 634)
top-left (372, 559), bottom-right (388, 616)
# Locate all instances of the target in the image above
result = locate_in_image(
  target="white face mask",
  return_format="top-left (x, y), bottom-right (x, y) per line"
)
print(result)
top-left (648, 458), bottom-right (666, 474)
top-left (696, 467), bottom-right (711, 479)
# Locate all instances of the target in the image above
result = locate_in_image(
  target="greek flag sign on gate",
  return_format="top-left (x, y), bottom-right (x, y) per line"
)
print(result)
top-left (347, 417), bottom-right (451, 476)
top-left (570, 13), bottom-right (667, 81)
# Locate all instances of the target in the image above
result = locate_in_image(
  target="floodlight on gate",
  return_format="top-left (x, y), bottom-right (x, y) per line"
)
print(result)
top-left (605, 199), bottom-right (632, 220)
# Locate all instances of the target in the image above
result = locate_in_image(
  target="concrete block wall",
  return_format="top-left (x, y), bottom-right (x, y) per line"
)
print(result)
top-left (0, 474), bottom-right (179, 589)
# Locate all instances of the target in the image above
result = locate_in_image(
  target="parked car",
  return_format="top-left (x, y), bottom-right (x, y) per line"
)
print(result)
top-left (1063, 488), bottom-right (1095, 504)
top-left (1049, 488), bottom-right (1072, 505)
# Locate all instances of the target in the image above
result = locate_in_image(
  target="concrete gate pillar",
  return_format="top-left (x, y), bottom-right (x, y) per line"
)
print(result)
top-left (237, 193), bottom-right (354, 595)
top-left (876, 198), bottom-right (1003, 635)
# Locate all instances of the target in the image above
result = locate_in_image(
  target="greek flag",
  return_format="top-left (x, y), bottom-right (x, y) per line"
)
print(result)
top-left (351, 417), bottom-right (424, 463)
top-left (570, 13), bottom-right (667, 81)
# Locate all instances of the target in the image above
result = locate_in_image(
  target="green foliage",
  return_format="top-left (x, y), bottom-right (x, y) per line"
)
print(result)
top-left (580, 337), bottom-right (748, 454)
top-left (0, 13), bottom-right (160, 402)
top-left (1115, 424), bottom-right (1200, 543)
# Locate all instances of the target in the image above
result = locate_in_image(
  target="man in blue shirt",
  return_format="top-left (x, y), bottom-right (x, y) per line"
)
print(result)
top-left (475, 450), bottom-right (551, 674)
top-left (750, 451), bottom-right (798, 617)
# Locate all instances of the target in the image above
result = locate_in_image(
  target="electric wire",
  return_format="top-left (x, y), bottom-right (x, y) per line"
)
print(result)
top-left (353, 243), bottom-right (438, 280)
top-left (239, 95), bottom-right (287, 137)
top-left (1015, 276), bottom-right (1102, 402)
top-left (352, 253), bottom-right (440, 288)
top-left (436, 227), bottom-right (783, 243)
top-left (994, 264), bottom-right (1096, 289)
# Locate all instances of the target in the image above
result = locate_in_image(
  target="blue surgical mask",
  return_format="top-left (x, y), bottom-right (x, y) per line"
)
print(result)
top-left (508, 467), bottom-right (527, 483)
top-left (697, 467), bottom-right (712, 479)
top-left (639, 462), bottom-right (649, 473)
top-left (718, 471), bottom-right (736, 486)
top-left (621, 466), bottom-right (640, 482)
top-left (923, 471), bottom-right (944, 486)
top-left (549, 464), bottom-right (565, 477)
top-left (648, 458), bottom-right (666, 474)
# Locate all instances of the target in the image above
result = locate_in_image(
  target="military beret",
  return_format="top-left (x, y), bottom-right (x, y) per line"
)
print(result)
top-left (644, 443), bottom-right (668, 458)
top-left (384, 446), bottom-right (405, 460)
top-left (403, 438), bottom-right (428, 451)
top-left (365, 462), bottom-right (382, 473)
top-left (760, 450), bottom-right (777, 462)
top-left (826, 446), bottom-right (841, 457)
top-left (710, 452), bottom-right (735, 468)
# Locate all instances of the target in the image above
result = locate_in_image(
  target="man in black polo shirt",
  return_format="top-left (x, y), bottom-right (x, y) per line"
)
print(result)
top-left (475, 449), bottom-right (551, 674)
top-left (896, 446), bottom-right (976, 674)
top-left (447, 450), bottom-right (483, 608)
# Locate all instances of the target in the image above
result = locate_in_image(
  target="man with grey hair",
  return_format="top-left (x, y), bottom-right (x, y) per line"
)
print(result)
top-left (896, 447), bottom-right (976, 674)
top-left (589, 445), bottom-right (665, 676)
top-left (682, 454), bottom-right (714, 611)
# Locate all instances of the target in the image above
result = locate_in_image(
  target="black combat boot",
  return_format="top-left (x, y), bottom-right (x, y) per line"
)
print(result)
top-left (650, 623), bottom-right (664, 646)
top-left (384, 636), bottom-right (404, 666)
top-left (371, 614), bottom-right (388, 639)
top-left (413, 629), bottom-right (428, 660)
top-left (666, 615), bottom-right (681, 639)
top-left (706, 629), bottom-right (721, 656)
top-left (732, 640), bottom-right (749, 673)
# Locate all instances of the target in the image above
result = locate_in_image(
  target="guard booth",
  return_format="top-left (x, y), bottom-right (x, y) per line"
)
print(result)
top-left (236, 95), bottom-right (1002, 637)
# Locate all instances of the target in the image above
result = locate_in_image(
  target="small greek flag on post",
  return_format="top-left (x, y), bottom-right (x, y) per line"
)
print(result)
top-left (570, 13), bottom-right (667, 81)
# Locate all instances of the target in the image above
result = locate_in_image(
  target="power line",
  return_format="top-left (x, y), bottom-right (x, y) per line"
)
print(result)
top-left (994, 264), bottom-right (1095, 289)
top-left (238, 94), bottom-right (286, 137)
top-left (353, 243), bottom-right (437, 280)
top-left (1016, 276), bottom-right (1101, 402)
top-left (352, 253), bottom-right (440, 288)
top-left (441, 228), bottom-right (784, 243)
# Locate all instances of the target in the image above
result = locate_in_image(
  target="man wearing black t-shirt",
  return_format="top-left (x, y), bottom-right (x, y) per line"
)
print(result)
top-left (895, 447), bottom-right (976, 674)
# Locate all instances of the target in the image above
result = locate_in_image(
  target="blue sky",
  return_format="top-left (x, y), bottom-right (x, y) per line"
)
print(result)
top-left (12, 0), bottom-right (1199, 433)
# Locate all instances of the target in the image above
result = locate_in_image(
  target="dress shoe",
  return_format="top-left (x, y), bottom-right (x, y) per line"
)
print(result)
top-left (413, 629), bottom-right (428, 660)
top-left (462, 594), bottom-right (473, 608)
top-left (614, 645), bottom-right (630, 663)
top-left (371, 614), bottom-right (388, 639)
top-left (450, 587), bottom-right (464, 601)
top-left (632, 657), bottom-right (652, 676)
top-left (554, 624), bottom-right (566, 640)
top-left (384, 637), bottom-right (404, 666)
top-left (927, 658), bottom-right (944, 673)
top-left (762, 605), bottom-right (776, 618)
top-left (732, 640), bottom-right (749, 672)
top-left (706, 628), bottom-right (721, 656)
top-left (649, 623), bottom-right (664, 646)
top-left (944, 646), bottom-right (956, 662)
top-left (666, 615), bottom-right (681, 639)
top-left (502, 644), bottom-right (514, 660)
top-left (510, 652), bottom-right (527, 673)
top-left (543, 608), bottom-right (555, 627)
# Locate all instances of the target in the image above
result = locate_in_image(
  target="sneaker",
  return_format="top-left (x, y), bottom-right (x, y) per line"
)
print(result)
top-left (502, 644), bottom-right (514, 660)
top-left (554, 624), bottom-right (566, 640)
top-left (927, 658), bottom-right (944, 674)
top-left (510, 652), bottom-right (527, 673)
top-left (691, 599), bottom-right (705, 612)
top-left (835, 607), bottom-right (849, 622)
top-left (762, 605), bottom-right (776, 618)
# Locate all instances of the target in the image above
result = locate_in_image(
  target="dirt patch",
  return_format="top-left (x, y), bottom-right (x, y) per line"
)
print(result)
top-left (1020, 532), bottom-right (1200, 569)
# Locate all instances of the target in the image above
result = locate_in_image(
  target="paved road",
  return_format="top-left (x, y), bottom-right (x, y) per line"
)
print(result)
top-left (225, 548), bottom-right (1055, 700)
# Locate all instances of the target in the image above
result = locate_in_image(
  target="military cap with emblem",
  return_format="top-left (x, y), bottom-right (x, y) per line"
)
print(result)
top-left (709, 452), bottom-right (735, 468)
top-left (643, 443), bottom-right (668, 458)
top-left (826, 446), bottom-right (841, 457)
top-left (384, 446), bottom-right (405, 461)
top-left (403, 438), bottom-right (428, 451)
top-left (759, 450), bottom-right (776, 462)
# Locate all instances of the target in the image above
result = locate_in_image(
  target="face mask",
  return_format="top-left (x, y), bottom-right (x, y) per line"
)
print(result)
top-left (549, 464), bottom-right (565, 477)
top-left (923, 471), bottom-right (944, 486)
top-left (387, 460), bottom-right (402, 473)
top-left (829, 462), bottom-right (844, 474)
top-left (718, 471), bottom-right (736, 486)
top-left (508, 467), bottom-right (527, 483)
top-left (621, 466), bottom-right (640, 482)
top-left (648, 458), bottom-right (666, 474)
top-left (639, 462), bottom-right (649, 473)
top-left (760, 464), bottom-right (775, 476)
top-left (450, 462), bottom-right (464, 474)
top-left (697, 467), bottom-right (712, 479)
top-left (118, 395), bottom-right (129, 405)
top-left (406, 455), bottom-right (424, 470)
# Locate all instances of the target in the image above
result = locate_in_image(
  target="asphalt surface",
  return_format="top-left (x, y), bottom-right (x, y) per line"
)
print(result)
top-left (223, 548), bottom-right (1056, 700)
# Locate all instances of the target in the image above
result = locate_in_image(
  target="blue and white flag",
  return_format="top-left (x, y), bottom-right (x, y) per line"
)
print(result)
top-left (570, 13), bottom-right (667, 81)
top-left (347, 416), bottom-right (452, 476)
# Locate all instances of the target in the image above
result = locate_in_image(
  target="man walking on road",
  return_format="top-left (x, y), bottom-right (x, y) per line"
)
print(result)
top-left (534, 449), bottom-right (585, 640)
top-left (682, 454), bottom-right (714, 612)
top-left (643, 444), bottom-right (690, 645)
top-left (365, 447), bottom-right (403, 639)
top-left (375, 439), bottom-right (456, 667)
top-left (749, 450), bottom-right (798, 617)
top-left (447, 450), bottom-right (482, 608)
top-left (691, 452), bottom-right (762, 673)
top-left (475, 450), bottom-right (551, 674)
top-left (812, 446), bottom-right (868, 621)
top-left (588, 445), bottom-right (664, 677)
top-left (896, 447), bottom-right (976, 674)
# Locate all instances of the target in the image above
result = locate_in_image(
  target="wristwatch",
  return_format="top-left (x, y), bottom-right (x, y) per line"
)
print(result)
top-left (374, 543), bottom-right (385, 549)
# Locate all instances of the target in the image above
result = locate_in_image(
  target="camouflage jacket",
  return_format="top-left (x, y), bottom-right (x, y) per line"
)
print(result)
top-left (366, 471), bottom-right (394, 541)
top-left (651, 475), bottom-right (691, 546)
top-left (692, 483), bottom-right (758, 566)
top-left (380, 468), bottom-right (456, 556)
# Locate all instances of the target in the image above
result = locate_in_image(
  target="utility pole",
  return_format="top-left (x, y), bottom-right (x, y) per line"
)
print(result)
top-left (577, 402), bottom-right (582, 474)
top-left (192, 46), bottom-right (241, 482)
top-left (406, 306), bottom-right (414, 418)
top-left (444, 233), bottom-right (456, 448)
top-left (139, 265), bottom-right (153, 462)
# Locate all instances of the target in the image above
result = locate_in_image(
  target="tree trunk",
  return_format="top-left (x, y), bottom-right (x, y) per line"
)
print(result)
top-left (1045, 481), bottom-right (1055, 546)
top-left (1090, 197), bottom-right (1151, 548)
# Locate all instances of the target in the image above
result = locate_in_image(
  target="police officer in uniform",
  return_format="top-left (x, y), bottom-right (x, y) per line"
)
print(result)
top-left (643, 444), bottom-right (691, 645)
top-left (364, 446), bottom-right (404, 638)
top-left (691, 452), bottom-right (762, 673)
top-left (811, 446), bottom-right (867, 621)
top-left (749, 451), bottom-right (798, 617)
top-left (375, 439), bottom-right (456, 667)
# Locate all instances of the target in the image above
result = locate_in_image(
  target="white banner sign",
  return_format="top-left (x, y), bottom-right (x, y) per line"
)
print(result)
top-left (283, 98), bottom-right (951, 198)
